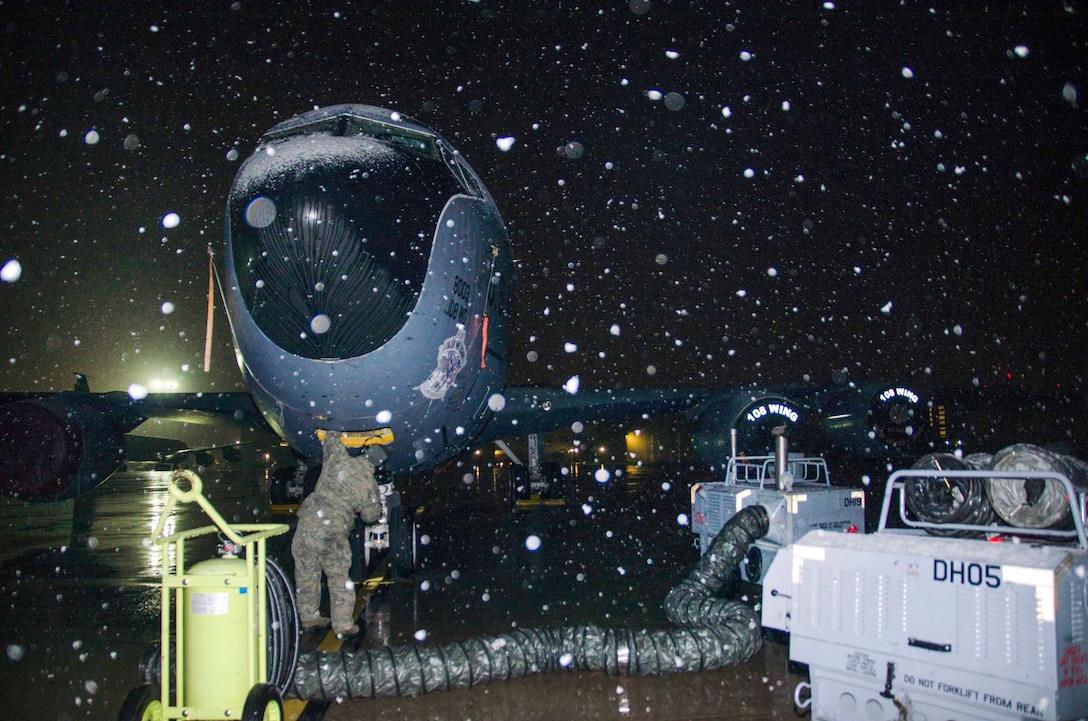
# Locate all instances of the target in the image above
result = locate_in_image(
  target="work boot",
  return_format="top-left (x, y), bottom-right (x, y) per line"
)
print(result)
top-left (334, 624), bottom-right (360, 638)
top-left (301, 616), bottom-right (330, 629)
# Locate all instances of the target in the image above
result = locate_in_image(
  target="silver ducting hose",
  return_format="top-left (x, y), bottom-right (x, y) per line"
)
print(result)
top-left (288, 505), bottom-right (770, 701)
top-left (988, 444), bottom-right (1088, 529)
top-left (904, 453), bottom-right (995, 537)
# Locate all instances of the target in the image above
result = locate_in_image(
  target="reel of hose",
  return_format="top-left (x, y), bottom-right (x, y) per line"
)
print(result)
top-left (987, 444), bottom-right (1088, 529)
top-left (138, 558), bottom-right (299, 697)
top-left (904, 453), bottom-right (995, 537)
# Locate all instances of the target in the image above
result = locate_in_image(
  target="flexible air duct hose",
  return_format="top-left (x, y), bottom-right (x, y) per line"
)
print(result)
top-left (904, 453), bottom-right (995, 537)
top-left (288, 504), bottom-right (770, 701)
top-left (987, 444), bottom-right (1088, 529)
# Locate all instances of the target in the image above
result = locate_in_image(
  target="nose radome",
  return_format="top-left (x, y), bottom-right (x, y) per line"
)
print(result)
top-left (226, 128), bottom-right (462, 360)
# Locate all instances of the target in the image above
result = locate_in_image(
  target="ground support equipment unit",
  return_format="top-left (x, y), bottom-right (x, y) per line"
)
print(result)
top-left (118, 469), bottom-right (293, 721)
top-left (691, 453), bottom-right (864, 583)
top-left (762, 468), bottom-right (1088, 721)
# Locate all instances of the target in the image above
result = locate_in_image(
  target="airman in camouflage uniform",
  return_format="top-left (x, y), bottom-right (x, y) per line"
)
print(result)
top-left (292, 430), bottom-right (382, 635)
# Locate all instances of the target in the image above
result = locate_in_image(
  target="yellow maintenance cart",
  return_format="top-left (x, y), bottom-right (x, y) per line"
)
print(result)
top-left (118, 469), bottom-right (297, 721)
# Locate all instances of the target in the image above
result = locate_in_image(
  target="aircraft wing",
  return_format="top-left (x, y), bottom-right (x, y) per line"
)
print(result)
top-left (476, 386), bottom-right (714, 443)
top-left (128, 392), bottom-right (268, 427)
top-left (0, 389), bottom-right (269, 501)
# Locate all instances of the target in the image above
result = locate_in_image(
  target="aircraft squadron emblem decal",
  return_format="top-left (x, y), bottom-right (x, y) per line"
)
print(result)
top-left (416, 328), bottom-right (468, 400)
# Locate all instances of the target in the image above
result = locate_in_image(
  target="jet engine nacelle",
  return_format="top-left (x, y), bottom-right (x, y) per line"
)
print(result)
top-left (0, 396), bottom-right (133, 501)
top-left (814, 382), bottom-right (931, 458)
top-left (692, 391), bottom-right (804, 471)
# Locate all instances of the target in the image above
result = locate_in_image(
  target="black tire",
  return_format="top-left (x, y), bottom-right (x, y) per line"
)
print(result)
top-left (542, 462), bottom-right (564, 500)
top-left (117, 683), bottom-right (162, 721)
top-left (509, 465), bottom-right (530, 506)
top-left (349, 516), bottom-right (368, 583)
top-left (269, 467), bottom-right (294, 505)
top-left (242, 683), bottom-right (283, 721)
top-left (389, 502), bottom-right (415, 579)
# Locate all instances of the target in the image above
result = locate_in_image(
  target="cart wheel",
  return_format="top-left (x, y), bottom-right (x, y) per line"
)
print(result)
top-left (117, 683), bottom-right (162, 721)
top-left (242, 683), bottom-right (283, 721)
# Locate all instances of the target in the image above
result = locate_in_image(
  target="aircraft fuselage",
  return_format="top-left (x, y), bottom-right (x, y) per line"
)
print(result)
top-left (223, 105), bottom-right (516, 470)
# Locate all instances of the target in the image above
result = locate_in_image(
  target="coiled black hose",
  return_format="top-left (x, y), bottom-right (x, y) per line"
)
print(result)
top-left (988, 444), bottom-right (1088, 529)
top-left (288, 505), bottom-right (769, 701)
top-left (264, 557), bottom-right (300, 692)
top-left (904, 453), bottom-right (995, 537)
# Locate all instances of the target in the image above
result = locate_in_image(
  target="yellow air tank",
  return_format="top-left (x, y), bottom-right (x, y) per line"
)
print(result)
top-left (182, 555), bottom-right (254, 710)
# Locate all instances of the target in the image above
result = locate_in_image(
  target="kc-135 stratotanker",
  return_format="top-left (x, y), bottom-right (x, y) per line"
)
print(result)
top-left (0, 105), bottom-right (933, 509)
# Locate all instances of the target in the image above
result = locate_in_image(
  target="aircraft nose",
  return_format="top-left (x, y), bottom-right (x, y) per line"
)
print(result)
top-left (226, 130), bottom-right (459, 361)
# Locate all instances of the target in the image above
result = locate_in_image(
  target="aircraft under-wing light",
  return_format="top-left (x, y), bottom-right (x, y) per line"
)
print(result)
top-left (0, 105), bottom-right (934, 502)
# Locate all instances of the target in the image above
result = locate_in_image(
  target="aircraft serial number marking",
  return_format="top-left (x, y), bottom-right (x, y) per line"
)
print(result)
top-left (445, 274), bottom-right (471, 323)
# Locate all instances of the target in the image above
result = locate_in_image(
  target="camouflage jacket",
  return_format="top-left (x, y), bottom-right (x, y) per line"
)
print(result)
top-left (296, 433), bottom-right (378, 535)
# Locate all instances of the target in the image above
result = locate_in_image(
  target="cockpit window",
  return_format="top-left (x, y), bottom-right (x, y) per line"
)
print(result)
top-left (261, 109), bottom-right (439, 162)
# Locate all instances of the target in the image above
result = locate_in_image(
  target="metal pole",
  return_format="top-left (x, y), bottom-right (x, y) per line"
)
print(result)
top-left (773, 425), bottom-right (788, 491)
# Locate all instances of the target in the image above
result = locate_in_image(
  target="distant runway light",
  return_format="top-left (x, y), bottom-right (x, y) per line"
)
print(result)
top-left (127, 384), bottom-right (149, 400)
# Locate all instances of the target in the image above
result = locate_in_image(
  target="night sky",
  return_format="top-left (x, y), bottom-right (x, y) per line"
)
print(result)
top-left (1, 1), bottom-right (1085, 398)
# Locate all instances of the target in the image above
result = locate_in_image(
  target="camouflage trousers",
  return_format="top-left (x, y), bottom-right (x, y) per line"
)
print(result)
top-left (291, 521), bottom-right (356, 631)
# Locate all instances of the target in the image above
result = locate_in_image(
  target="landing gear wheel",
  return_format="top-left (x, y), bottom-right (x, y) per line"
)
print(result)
top-left (117, 683), bottom-right (162, 721)
top-left (269, 467), bottom-right (293, 505)
top-left (242, 683), bottom-right (283, 721)
top-left (389, 503), bottom-right (416, 579)
top-left (509, 466), bottom-right (530, 507)
top-left (541, 462), bottom-right (564, 500)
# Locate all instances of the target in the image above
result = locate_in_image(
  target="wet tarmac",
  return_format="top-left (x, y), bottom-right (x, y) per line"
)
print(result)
top-left (0, 459), bottom-right (805, 721)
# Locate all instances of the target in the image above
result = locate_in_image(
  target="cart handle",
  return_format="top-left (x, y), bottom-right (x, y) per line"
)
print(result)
top-left (152, 469), bottom-right (262, 546)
